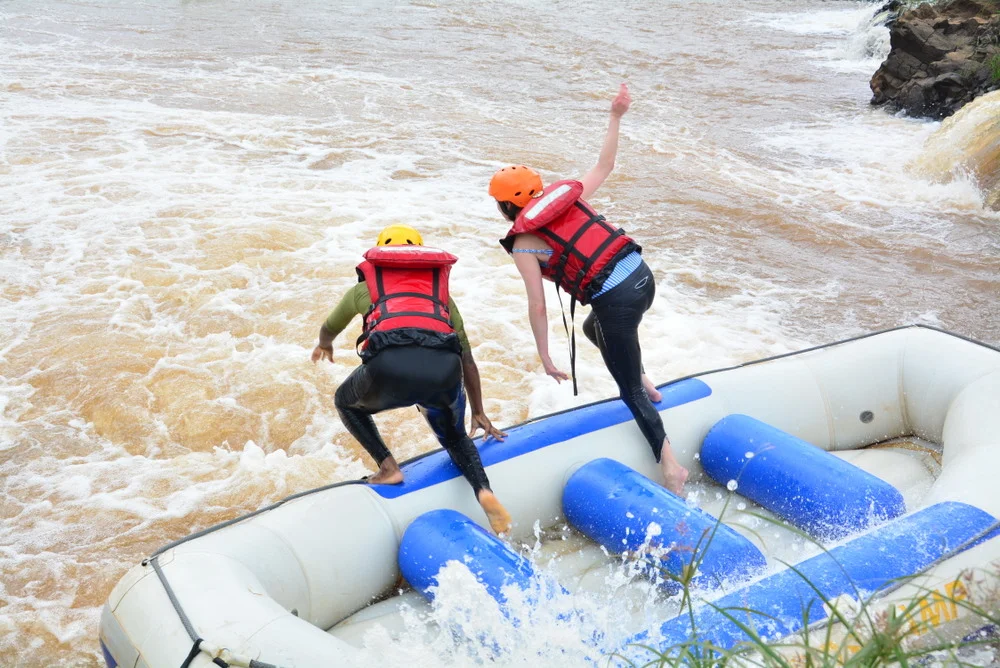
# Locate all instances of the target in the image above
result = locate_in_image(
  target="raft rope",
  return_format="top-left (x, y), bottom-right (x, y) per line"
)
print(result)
top-left (149, 554), bottom-right (285, 668)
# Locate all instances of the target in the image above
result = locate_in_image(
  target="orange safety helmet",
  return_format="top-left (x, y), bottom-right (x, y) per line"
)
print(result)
top-left (488, 165), bottom-right (543, 208)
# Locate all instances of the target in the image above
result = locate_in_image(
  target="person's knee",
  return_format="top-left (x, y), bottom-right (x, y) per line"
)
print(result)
top-left (438, 423), bottom-right (465, 445)
top-left (334, 383), bottom-right (351, 410)
top-left (623, 386), bottom-right (651, 411)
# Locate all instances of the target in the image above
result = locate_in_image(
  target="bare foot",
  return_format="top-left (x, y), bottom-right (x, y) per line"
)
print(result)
top-left (367, 456), bottom-right (404, 485)
top-left (477, 489), bottom-right (512, 535)
top-left (661, 461), bottom-right (689, 496)
top-left (659, 438), bottom-right (688, 495)
top-left (642, 374), bottom-right (662, 402)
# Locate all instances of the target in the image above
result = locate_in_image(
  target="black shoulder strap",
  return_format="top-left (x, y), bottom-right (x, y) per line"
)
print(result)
top-left (538, 204), bottom-right (619, 301)
top-left (554, 285), bottom-right (578, 396)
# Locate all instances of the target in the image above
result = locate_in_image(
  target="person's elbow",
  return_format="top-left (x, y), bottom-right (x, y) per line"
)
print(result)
top-left (528, 301), bottom-right (547, 319)
top-left (593, 161), bottom-right (615, 181)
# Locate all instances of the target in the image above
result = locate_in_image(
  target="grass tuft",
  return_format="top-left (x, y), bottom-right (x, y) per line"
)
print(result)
top-left (989, 53), bottom-right (1000, 82)
top-left (611, 491), bottom-right (1000, 667)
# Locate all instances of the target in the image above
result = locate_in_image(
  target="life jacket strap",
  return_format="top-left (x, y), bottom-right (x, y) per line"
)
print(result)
top-left (355, 309), bottom-right (454, 349)
top-left (554, 284), bottom-right (579, 396)
top-left (573, 226), bottom-right (625, 298)
top-left (371, 292), bottom-right (449, 311)
top-left (538, 202), bottom-right (623, 302)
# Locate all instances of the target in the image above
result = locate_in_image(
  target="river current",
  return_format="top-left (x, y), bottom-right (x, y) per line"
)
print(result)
top-left (1, 1), bottom-right (998, 665)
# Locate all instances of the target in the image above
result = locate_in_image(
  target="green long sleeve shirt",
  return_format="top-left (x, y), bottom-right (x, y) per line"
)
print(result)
top-left (323, 283), bottom-right (470, 352)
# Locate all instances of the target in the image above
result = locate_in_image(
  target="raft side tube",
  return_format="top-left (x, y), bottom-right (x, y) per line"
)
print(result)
top-left (99, 604), bottom-right (136, 668)
top-left (101, 485), bottom-right (396, 667)
top-left (902, 328), bottom-right (1000, 445)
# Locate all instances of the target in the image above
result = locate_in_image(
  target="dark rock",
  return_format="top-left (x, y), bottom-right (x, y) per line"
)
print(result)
top-left (875, 0), bottom-right (906, 28)
top-left (870, 0), bottom-right (1000, 119)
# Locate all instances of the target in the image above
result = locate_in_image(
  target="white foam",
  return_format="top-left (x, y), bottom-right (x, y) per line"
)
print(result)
top-left (2, 0), bottom-right (997, 663)
top-left (752, 5), bottom-right (883, 37)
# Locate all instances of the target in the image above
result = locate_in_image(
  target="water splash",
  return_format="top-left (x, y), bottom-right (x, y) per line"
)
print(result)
top-left (910, 90), bottom-right (1000, 211)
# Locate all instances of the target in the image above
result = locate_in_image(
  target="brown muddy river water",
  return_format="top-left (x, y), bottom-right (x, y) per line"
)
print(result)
top-left (1, 0), bottom-right (998, 665)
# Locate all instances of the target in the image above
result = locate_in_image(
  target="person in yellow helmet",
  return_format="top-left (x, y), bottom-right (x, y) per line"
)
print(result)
top-left (311, 225), bottom-right (512, 534)
top-left (488, 84), bottom-right (688, 496)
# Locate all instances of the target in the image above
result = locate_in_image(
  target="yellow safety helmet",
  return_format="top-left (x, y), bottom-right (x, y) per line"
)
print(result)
top-left (376, 224), bottom-right (423, 246)
top-left (489, 165), bottom-right (543, 208)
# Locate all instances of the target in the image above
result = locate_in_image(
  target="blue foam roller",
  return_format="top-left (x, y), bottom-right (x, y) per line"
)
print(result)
top-left (399, 509), bottom-right (536, 605)
top-left (701, 414), bottom-right (906, 539)
top-left (627, 501), bottom-right (999, 655)
top-left (563, 458), bottom-right (767, 589)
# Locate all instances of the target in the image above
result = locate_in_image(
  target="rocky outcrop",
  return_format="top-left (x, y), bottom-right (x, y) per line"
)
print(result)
top-left (873, 0), bottom-right (906, 28)
top-left (870, 0), bottom-right (1000, 119)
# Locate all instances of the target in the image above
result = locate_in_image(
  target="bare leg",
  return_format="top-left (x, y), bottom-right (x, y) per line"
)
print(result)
top-left (367, 455), bottom-right (404, 485)
top-left (659, 437), bottom-right (688, 495)
top-left (477, 488), bottom-right (512, 535)
top-left (642, 374), bottom-right (662, 402)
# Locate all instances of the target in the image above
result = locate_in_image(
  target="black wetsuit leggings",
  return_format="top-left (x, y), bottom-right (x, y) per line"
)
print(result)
top-left (334, 346), bottom-right (491, 495)
top-left (581, 260), bottom-right (667, 460)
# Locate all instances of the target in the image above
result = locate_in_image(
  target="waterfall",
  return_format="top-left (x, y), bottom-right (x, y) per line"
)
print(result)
top-left (910, 90), bottom-right (1000, 210)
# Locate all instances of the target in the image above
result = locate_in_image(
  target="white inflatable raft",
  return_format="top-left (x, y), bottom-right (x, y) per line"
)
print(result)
top-left (99, 325), bottom-right (1000, 667)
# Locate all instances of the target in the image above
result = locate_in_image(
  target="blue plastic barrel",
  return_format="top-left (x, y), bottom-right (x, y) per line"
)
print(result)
top-left (701, 414), bottom-right (906, 539)
top-left (563, 458), bottom-right (767, 589)
top-left (398, 509), bottom-right (537, 605)
top-left (628, 501), bottom-right (999, 656)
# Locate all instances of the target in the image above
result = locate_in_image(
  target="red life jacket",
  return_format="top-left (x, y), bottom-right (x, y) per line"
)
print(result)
top-left (499, 180), bottom-right (637, 304)
top-left (355, 245), bottom-right (457, 356)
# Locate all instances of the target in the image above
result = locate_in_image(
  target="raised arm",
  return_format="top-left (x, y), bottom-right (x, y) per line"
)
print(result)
top-left (579, 83), bottom-right (632, 201)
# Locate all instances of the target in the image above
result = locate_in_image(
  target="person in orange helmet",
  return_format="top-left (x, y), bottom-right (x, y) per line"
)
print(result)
top-left (312, 225), bottom-right (511, 534)
top-left (488, 84), bottom-right (688, 496)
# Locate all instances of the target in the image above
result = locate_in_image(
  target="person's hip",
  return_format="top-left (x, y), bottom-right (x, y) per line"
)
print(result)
top-left (367, 345), bottom-right (462, 392)
top-left (591, 258), bottom-right (654, 311)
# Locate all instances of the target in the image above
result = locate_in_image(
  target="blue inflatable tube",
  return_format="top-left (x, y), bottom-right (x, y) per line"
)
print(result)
top-left (563, 458), bottom-right (767, 590)
top-left (701, 414), bottom-right (906, 539)
top-left (629, 501), bottom-right (999, 655)
top-left (399, 509), bottom-right (537, 606)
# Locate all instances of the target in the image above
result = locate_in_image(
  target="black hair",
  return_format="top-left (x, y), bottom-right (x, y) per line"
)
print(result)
top-left (497, 200), bottom-right (522, 222)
